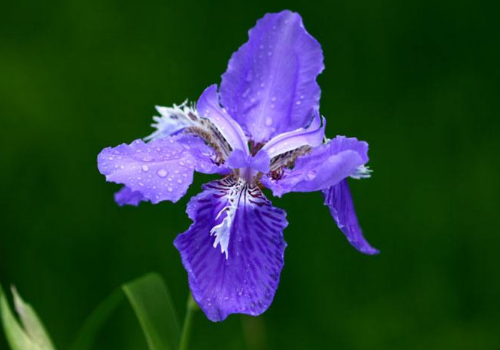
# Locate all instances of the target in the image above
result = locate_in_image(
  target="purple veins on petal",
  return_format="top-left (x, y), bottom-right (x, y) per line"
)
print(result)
top-left (323, 180), bottom-right (379, 255)
top-left (174, 177), bottom-right (288, 322)
top-left (97, 134), bottom-right (221, 204)
top-left (220, 10), bottom-right (324, 142)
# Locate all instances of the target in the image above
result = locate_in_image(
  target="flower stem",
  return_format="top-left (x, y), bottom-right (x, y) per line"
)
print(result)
top-left (179, 292), bottom-right (198, 350)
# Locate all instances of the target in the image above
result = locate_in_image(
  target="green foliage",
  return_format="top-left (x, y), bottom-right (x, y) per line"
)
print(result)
top-left (1, 0), bottom-right (499, 349)
top-left (2, 273), bottom-right (182, 350)
top-left (122, 273), bottom-right (181, 350)
top-left (0, 285), bottom-right (56, 350)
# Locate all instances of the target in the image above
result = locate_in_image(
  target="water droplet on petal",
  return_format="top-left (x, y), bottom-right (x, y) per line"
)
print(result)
top-left (265, 117), bottom-right (272, 126)
top-left (157, 169), bottom-right (168, 178)
top-left (141, 165), bottom-right (149, 172)
top-left (306, 170), bottom-right (317, 180)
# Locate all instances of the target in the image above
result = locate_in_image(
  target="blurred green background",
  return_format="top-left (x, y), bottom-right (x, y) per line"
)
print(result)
top-left (1, 0), bottom-right (499, 349)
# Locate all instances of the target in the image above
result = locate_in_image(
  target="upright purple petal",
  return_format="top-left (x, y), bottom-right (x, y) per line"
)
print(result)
top-left (220, 10), bottom-right (324, 142)
top-left (114, 186), bottom-right (146, 206)
top-left (323, 180), bottom-right (379, 255)
top-left (174, 177), bottom-right (288, 321)
top-left (197, 85), bottom-right (249, 155)
top-left (262, 136), bottom-right (369, 197)
top-left (98, 134), bottom-right (220, 204)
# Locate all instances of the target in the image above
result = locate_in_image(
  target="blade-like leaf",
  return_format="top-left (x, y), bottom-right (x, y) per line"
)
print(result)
top-left (122, 273), bottom-right (181, 350)
top-left (69, 289), bottom-right (125, 350)
top-left (11, 287), bottom-right (56, 350)
top-left (0, 285), bottom-right (53, 350)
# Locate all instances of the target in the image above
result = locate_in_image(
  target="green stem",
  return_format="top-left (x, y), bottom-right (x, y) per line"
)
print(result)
top-left (179, 293), bottom-right (198, 350)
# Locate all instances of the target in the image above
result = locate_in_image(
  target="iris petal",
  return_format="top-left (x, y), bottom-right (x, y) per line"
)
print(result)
top-left (197, 85), bottom-right (249, 155)
top-left (98, 134), bottom-right (221, 204)
top-left (257, 110), bottom-right (325, 162)
top-left (174, 178), bottom-right (288, 321)
top-left (114, 186), bottom-right (146, 206)
top-left (146, 102), bottom-right (198, 141)
top-left (323, 180), bottom-right (379, 255)
top-left (262, 136), bottom-right (369, 197)
top-left (220, 10), bottom-right (324, 142)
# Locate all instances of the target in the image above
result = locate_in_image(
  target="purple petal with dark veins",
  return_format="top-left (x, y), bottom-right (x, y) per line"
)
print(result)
top-left (98, 134), bottom-right (221, 204)
top-left (114, 186), bottom-right (146, 206)
top-left (262, 136), bottom-right (369, 197)
top-left (197, 85), bottom-right (249, 154)
top-left (323, 180), bottom-right (379, 255)
top-left (174, 177), bottom-right (288, 321)
top-left (220, 10), bottom-right (324, 142)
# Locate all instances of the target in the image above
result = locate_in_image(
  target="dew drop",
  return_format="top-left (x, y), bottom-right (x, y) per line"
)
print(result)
top-left (157, 169), bottom-right (168, 178)
top-left (306, 170), bottom-right (317, 180)
top-left (167, 187), bottom-right (173, 192)
top-left (265, 117), bottom-right (272, 126)
top-left (141, 165), bottom-right (149, 172)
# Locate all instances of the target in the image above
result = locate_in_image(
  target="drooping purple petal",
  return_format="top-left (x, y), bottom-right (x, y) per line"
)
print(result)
top-left (220, 10), bottom-right (324, 142)
top-left (98, 134), bottom-right (221, 204)
top-left (174, 177), bottom-right (288, 321)
top-left (197, 85), bottom-right (249, 155)
top-left (262, 136), bottom-right (369, 197)
top-left (114, 186), bottom-right (146, 206)
top-left (257, 110), bottom-right (325, 160)
top-left (323, 180), bottom-right (379, 255)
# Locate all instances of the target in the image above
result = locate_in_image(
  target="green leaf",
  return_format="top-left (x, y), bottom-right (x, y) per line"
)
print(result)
top-left (69, 272), bottom-right (181, 350)
top-left (122, 273), bottom-right (181, 350)
top-left (0, 285), bottom-right (56, 350)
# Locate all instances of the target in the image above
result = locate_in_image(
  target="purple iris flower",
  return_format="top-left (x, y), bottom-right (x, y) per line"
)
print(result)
top-left (98, 10), bottom-right (378, 322)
